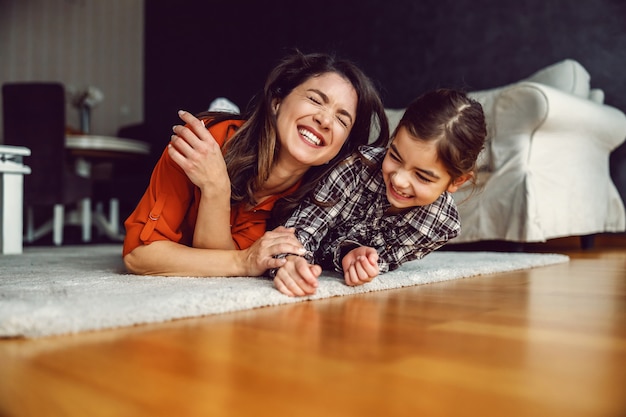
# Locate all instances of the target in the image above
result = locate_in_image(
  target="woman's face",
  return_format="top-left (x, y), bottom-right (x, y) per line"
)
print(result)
top-left (274, 72), bottom-right (358, 169)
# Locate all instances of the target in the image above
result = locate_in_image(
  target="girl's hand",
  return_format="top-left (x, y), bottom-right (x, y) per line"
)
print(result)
top-left (342, 246), bottom-right (379, 286)
top-left (273, 255), bottom-right (321, 297)
top-left (168, 110), bottom-right (230, 198)
top-left (241, 227), bottom-right (307, 276)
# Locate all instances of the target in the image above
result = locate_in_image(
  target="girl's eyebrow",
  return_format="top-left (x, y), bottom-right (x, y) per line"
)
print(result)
top-left (307, 88), bottom-right (354, 124)
top-left (418, 167), bottom-right (440, 180)
top-left (390, 143), bottom-right (441, 180)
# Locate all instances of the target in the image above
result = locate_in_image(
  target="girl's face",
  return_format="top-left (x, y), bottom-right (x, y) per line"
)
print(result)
top-left (382, 127), bottom-right (468, 211)
top-left (274, 72), bottom-right (357, 169)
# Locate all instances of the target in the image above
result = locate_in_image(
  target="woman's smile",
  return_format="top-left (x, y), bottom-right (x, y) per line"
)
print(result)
top-left (298, 127), bottom-right (323, 146)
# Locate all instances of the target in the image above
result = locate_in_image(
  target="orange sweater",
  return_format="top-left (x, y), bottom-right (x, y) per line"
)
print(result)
top-left (123, 120), bottom-right (300, 257)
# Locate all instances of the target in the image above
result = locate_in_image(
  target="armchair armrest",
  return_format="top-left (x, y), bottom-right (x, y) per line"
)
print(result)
top-left (489, 82), bottom-right (626, 171)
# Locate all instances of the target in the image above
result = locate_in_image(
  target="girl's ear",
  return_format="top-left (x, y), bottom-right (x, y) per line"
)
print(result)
top-left (446, 172), bottom-right (474, 193)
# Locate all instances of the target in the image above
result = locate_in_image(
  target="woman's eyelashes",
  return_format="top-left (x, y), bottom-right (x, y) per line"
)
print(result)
top-left (308, 94), bottom-right (350, 127)
top-left (336, 115), bottom-right (349, 127)
top-left (308, 95), bottom-right (322, 105)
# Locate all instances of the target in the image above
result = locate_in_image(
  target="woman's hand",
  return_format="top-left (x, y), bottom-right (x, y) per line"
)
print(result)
top-left (342, 246), bottom-right (379, 286)
top-left (273, 255), bottom-right (321, 297)
top-left (168, 110), bottom-right (230, 199)
top-left (240, 227), bottom-right (307, 276)
top-left (169, 110), bottom-right (234, 249)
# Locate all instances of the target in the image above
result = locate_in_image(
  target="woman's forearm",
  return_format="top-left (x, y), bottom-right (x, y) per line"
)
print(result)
top-left (124, 227), bottom-right (306, 277)
top-left (192, 190), bottom-right (234, 249)
top-left (123, 240), bottom-right (252, 277)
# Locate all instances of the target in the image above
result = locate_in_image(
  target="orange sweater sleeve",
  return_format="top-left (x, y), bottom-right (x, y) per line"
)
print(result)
top-left (122, 120), bottom-right (243, 257)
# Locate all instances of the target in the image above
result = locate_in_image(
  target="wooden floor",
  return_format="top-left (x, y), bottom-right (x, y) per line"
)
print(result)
top-left (1, 235), bottom-right (625, 417)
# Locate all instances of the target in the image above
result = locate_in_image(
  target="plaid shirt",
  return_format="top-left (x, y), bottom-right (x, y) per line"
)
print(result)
top-left (283, 146), bottom-right (461, 273)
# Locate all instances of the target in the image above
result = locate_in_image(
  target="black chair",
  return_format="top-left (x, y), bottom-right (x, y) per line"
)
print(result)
top-left (2, 82), bottom-right (92, 245)
top-left (93, 122), bottom-right (159, 229)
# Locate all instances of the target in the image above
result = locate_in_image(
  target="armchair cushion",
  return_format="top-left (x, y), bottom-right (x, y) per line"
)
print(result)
top-left (524, 59), bottom-right (591, 98)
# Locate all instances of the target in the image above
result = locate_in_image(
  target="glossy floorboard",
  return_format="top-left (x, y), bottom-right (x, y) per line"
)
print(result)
top-left (1, 235), bottom-right (625, 417)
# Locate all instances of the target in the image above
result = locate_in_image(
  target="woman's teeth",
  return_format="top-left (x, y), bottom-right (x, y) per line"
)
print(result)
top-left (299, 128), bottom-right (321, 146)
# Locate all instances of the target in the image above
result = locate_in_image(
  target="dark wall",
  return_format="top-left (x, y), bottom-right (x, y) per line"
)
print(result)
top-left (144, 0), bottom-right (626, 201)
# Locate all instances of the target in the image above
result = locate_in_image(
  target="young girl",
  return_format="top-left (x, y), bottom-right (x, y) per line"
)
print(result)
top-left (272, 89), bottom-right (487, 297)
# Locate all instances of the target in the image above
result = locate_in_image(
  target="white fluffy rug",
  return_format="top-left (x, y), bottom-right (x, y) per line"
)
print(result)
top-left (0, 244), bottom-right (569, 338)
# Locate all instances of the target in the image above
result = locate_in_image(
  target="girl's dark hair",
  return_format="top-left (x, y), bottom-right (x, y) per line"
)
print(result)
top-left (396, 88), bottom-right (486, 182)
top-left (198, 50), bottom-right (389, 224)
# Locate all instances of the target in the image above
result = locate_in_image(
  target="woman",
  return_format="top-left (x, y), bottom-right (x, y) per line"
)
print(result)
top-left (123, 51), bottom-right (389, 277)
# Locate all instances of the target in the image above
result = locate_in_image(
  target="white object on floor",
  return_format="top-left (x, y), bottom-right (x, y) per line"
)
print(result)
top-left (0, 145), bottom-right (31, 254)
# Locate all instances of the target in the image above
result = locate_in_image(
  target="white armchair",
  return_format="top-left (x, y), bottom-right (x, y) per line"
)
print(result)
top-left (387, 59), bottom-right (626, 246)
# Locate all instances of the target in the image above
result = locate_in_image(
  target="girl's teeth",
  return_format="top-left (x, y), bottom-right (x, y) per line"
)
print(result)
top-left (393, 184), bottom-right (409, 197)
